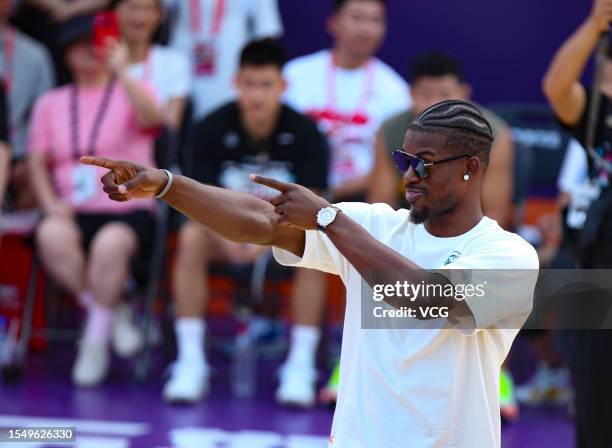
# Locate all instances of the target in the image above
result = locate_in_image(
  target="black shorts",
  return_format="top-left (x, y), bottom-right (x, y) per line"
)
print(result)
top-left (76, 210), bottom-right (155, 257)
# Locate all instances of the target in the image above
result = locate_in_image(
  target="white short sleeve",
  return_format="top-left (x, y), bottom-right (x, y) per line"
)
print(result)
top-left (251, 0), bottom-right (283, 38)
top-left (441, 235), bottom-right (539, 331)
top-left (372, 60), bottom-right (412, 121)
top-left (164, 50), bottom-right (192, 99)
top-left (282, 59), bottom-right (304, 111)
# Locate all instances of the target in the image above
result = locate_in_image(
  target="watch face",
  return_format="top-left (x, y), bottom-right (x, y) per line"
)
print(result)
top-left (318, 208), bottom-right (336, 227)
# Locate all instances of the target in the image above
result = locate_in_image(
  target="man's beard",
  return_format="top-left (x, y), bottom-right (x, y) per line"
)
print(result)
top-left (408, 196), bottom-right (460, 225)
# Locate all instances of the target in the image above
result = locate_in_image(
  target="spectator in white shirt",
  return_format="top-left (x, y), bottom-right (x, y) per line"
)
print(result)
top-left (163, 0), bottom-right (283, 121)
top-left (284, 0), bottom-right (411, 202)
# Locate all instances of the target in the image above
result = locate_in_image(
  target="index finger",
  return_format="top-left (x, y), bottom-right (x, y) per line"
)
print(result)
top-left (250, 174), bottom-right (292, 192)
top-left (81, 156), bottom-right (121, 170)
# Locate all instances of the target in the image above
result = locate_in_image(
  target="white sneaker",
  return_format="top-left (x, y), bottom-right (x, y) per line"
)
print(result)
top-left (111, 304), bottom-right (144, 358)
top-left (72, 340), bottom-right (110, 387)
top-left (162, 361), bottom-right (210, 404)
top-left (275, 363), bottom-right (317, 408)
top-left (516, 364), bottom-right (573, 406)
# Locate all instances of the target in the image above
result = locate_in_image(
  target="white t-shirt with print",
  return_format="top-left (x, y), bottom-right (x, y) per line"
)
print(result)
top-left (128, 44), bottom-right (191, 106)
top-left (558, 138), bottom-right (589, 195)
top-left (284, 50), bottom-right (411, 188)
top-left (164, 0), bottom-right (283, 120)
top-left (273, 202), bottom-right (539, 448)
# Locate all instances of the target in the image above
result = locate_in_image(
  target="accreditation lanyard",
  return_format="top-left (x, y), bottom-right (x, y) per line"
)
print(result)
top-left (189, 0), bottom-right (226, 36)
top-left (323, 53), bottom-right (375, 132)
top-left (70, 80), bottom-right (116, 160)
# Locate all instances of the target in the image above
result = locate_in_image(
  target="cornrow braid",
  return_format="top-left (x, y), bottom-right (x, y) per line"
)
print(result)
top-left (408, 100), bottom-right (494, 166)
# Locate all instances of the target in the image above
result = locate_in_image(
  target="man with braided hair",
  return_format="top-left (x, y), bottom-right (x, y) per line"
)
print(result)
top-left (83, 99), bottom-right (538, 448)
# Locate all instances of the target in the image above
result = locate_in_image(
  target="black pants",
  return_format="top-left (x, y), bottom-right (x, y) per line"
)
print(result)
top-left (565, 188), bottom-right (612, 448)
top-left (565, 330), bottom-right (612, 448)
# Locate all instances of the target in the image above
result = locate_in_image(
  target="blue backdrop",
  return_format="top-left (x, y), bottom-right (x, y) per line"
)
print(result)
top-left (279, 0), bottom-right (594, 105)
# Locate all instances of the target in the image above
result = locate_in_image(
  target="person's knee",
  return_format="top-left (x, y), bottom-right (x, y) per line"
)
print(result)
top-left (89, 222), bottom-right (138, 272)
top-left (36, 216), bottom-right (80, 254)
top-left (176, 221), bottom-right (209, 266)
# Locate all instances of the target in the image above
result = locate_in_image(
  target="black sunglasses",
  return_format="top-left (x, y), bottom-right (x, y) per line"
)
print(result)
top-left (392, 150), bottom-right (473, 179)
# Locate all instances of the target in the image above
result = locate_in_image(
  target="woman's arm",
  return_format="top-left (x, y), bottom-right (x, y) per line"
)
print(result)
top-left (542, 0), bottom-right (612, 125)
top-left (26, 0), bottom-right (111, 22)
top-left (108, 43), bottom-right (164, 129)
top-left (117, 71), bottom-right (164, 129)
top-left (28, 152), bottom-right (73, 217)
top-left (164, 97), bottom-right (187, 131)
top-left (0, 143), bottom-right (9, 209)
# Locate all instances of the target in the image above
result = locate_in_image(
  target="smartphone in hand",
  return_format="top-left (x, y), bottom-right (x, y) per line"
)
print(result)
top-left (93, 11), bottom-right (120, 51)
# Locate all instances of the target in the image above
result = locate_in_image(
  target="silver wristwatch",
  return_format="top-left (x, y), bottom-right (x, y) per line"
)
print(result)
top-left (316, 206), bottom-right (341, 231)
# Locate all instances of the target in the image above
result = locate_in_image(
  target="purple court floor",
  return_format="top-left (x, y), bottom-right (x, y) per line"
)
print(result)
top-left (0, 345), bottom-right (575, 448)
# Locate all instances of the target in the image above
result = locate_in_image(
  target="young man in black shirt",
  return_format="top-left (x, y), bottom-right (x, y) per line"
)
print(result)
top-left (164, 39), bottom-right (331, 407)
top-left (543, 0), bottom-right (612, 446)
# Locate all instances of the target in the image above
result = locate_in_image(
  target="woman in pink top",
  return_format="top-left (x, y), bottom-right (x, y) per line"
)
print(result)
top-left (27, 14), bottom-right (163, 387)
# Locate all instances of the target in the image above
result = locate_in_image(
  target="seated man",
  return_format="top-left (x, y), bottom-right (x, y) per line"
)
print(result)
top-left (368, 51), bottom-right (515, 230)
top-left (165, 39), bottom-right (330, 406)
top-left (27, 15), bottom-right (163, 387)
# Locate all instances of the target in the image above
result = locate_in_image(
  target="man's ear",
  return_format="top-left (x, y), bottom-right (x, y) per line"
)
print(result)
top-left (461, 83), bottom-right (473, 101)
top-left (280, 76), bottom-right (288, 94)
top-left (326, 15), bottom-right (338, 37)
top-left (466, 155), bottom-right (482, 178)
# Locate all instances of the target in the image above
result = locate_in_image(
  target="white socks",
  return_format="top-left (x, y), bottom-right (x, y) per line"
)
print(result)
top-left (78, 291), bottom-right (94, 309)
top-left (285, 325), bottom-right (321, 369)
top-left (174, 320), bottom-right (318, 370)
top-left (175, 318), bottom-right (207, 367)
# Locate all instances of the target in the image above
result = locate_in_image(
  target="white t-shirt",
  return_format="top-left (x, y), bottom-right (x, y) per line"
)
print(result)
top-left (164, 0), bottom-right (283, 120)
top-left (128, 44), bottom-right (191, 106)
top-left (284, 50), bottom-right (411, 188)
top-left (557, 139), bottom-right (599, 229)
top-left (273, 202), bottom-right (539, 448)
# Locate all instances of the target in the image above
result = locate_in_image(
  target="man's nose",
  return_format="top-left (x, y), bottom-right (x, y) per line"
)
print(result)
top-left (402, 165), bottom-right (421, 184)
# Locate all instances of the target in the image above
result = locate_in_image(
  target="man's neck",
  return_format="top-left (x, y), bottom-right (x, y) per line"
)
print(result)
top-left (332, 47), bottom-right (371, 70)
top-left (127, 41), bottom-right (150, 64)
top-left (423, 200), bottom-right (484, 238)
top-left (241, 107), bottom-right (282, 141)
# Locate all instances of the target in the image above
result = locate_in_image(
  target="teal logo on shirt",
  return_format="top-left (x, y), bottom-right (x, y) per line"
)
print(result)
top-left (444, 251), bottom-right (462, 266)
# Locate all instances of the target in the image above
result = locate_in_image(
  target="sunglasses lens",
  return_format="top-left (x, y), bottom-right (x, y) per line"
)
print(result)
top-left (393, 151), bottom-right (410, 172)
top-left (393, 151), bottom-right (425, 178)
top-left (416, 162), bottom-right (427, 178)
